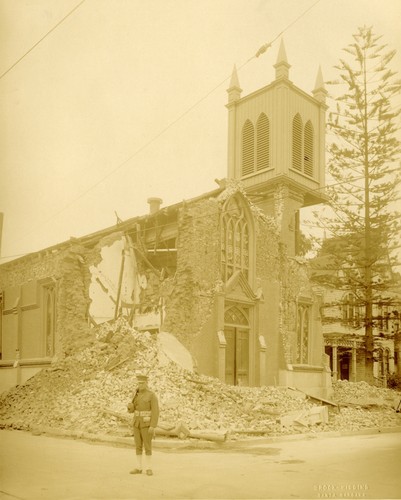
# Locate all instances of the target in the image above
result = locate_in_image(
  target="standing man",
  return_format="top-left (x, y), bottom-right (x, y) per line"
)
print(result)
top-left (127, 372), bottom-right (159, 476)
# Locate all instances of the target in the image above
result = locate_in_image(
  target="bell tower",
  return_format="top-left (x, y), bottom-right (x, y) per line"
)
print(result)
top-left (226, 39), bottom-right (328, 256)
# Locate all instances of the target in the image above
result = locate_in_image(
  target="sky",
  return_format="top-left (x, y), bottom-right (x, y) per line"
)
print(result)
top-left (1, 0), bottom-right (400, 263)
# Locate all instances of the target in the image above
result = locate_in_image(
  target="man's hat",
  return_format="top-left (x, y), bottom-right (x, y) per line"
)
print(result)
top-left (135, 371), bottom-right (148, 381)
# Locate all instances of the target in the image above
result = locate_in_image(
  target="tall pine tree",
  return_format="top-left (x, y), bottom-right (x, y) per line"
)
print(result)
top-left (312, 26), bottom-right (401, 381)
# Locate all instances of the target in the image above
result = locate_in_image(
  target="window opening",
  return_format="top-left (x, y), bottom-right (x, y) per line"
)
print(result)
top-left (292, 114), bottom-right (315, 177)
top-left (225, 305), bottom-right (249, 325)
top-left (304, 121), bottom-right (314, 177)
top-left (292, 114), bottom-right (302, 171)
top-left (221, 197), bottom-right (250, 282)
top-left (43, 284), bottom-right (56, 357)
top-left (256, 113), bottom-right (270, 171)
top-left (342, 292), bottom-right (360, 328)
top-left (296, 303), bottom-right (310, 363)
top-left (241, 120), bottom-right (254, 176)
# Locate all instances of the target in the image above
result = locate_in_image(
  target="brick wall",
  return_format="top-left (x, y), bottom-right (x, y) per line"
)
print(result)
top-left (161, 198), bottom-right (221, 346)
top-left (0, 243), bottom-right (97, 358)
top-left (57, 246), bottom-right (96, 356)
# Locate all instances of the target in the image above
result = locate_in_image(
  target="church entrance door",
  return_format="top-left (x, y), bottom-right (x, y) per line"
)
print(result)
top-left (224, 305), bottom-right (250, 386)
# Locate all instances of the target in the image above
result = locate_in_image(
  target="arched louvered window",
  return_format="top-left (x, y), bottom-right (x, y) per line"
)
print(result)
top-left (304, 121), bottom-right (314, 177)
top-left (256, 113), bottom-right (270, 171)
top-left (241, 120), bottom-right (254, 176)
top-left (292, 114), bottom-right (302, 171)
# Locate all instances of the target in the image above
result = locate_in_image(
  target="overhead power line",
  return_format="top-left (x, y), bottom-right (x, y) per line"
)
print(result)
top-left (0, 0), bottom-right (86, 80)
top-left (248, 0), bottom-right (322, 61)
top-left (7, 0), bottom-right (324, 254)
top-left (42, 0), bottom-right (324, 212)
top-left (3, 163), bottom-right (399, 264)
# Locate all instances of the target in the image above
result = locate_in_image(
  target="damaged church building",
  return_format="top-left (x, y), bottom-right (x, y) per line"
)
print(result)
top-left (0, 41), bottom-right (332, 397)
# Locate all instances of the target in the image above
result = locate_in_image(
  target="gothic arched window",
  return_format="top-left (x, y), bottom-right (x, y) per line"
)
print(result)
top-left (221, 196), bottom-right (250, 282)
top-left (296, 303), bottom-right (310, 364)
top-left (224, 305), bottom-right (249, 326)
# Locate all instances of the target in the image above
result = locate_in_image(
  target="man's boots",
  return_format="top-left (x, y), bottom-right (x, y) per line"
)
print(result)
top-left (144, 454), bottom-right (153, 476)
top-left (129, 454), bottom-right (143, 474)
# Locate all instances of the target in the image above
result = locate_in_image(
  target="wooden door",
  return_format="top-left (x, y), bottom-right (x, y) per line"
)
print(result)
top-left (224, 326), bottom-right (249, 386)
top-left (225, 327), bottom-right (235, 385)
top-left (236, 328), bottom-right (249, 386)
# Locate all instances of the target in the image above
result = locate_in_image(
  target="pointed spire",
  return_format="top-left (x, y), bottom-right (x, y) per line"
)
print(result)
top-left (312, 65), bottom-right (328, 103)
top-left (227, 64), bottom-right (242, 104)
top-left (314, 66), bottom-right (324, 89)
top-left (276, 38), bottom-right (288, 65)
top-left (274, 39), bottom-right (291, 80)
top-left (229, 64), bottom-right (240, 88)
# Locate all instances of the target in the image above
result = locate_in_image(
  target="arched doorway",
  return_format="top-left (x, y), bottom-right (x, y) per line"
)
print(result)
top-left (224, 305), bottom-right (249, 386)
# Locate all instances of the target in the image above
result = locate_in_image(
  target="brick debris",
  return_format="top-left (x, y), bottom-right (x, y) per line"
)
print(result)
top-left (0, 319), bottom-right (399, 439)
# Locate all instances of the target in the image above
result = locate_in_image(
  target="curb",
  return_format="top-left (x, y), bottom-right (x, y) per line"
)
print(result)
top-left (7, 424), bottom-right (401, 451)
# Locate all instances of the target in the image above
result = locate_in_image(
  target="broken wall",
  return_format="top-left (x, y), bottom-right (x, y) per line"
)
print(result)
top-left (88, 233), bottom-right (141, 325)
top-left (161, 197), bottom-right (221, 347)
top-left (0, 243), bottom-right (96, 361)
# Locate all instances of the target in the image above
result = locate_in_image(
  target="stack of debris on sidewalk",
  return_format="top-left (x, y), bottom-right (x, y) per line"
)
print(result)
top-left (0, 319), bottom-right (399, 441)
top-left (329, 379), bottom-right (400, 432)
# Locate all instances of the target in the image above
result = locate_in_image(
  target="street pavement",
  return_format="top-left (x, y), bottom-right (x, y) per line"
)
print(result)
top-left (0, 429), bottom-right (400, 499)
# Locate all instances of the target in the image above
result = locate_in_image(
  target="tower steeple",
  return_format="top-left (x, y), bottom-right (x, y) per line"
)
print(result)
top-left (312, 66), bottom-right (328, 104)
top-left (226, 40), bottom-right (327, 256)
top-left (274, 39), bottom-right (291, 80)
top-left (227, 65), bottom-right (242, 103)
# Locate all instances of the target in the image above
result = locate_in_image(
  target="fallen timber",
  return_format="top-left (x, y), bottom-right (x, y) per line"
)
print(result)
top-left (103, 409), bottom-right (227, 442)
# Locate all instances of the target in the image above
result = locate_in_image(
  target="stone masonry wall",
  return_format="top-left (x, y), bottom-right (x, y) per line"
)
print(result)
top-left (253, 210), bottom-right (313, 368)
top-left (278, 255), bottom-right (317, 366)
top-left (161, 197), bottom-right (221, 347)
top-left (254, 214), bottom-right (281, 282)
top-left (0, 250), bottom-right (65, 289)
top-left (0, 243), bottom-right (98, 358)
top-left (57, 245), bottom-right (97, 356)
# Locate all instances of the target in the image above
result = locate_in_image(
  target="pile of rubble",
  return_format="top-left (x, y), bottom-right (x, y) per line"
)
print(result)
top-left (0, 319), bottom-right (400, 440)
top-left (329, 379), bottom-right (400, 432)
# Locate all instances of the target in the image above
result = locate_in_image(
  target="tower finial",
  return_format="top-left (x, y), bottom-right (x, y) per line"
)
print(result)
top-left (312, 66), bottom-right (327, 103)
top-left (229, 65), bottom-right (240, 88)
top-left (227, 64), bottom-right (242, 103)
top-left (274, 39), bottom-right (291, 80)
top-left (276, 39), bottom-right (288, 64)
